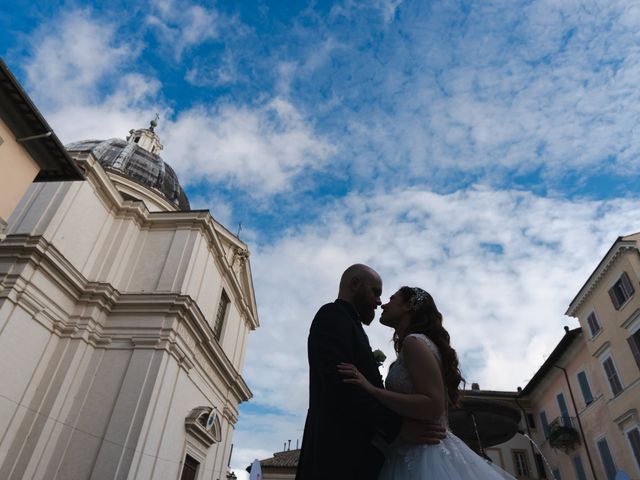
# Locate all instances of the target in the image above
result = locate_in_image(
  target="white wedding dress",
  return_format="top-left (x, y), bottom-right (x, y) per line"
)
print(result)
top-left (379, 334), bottom-right (516, 480)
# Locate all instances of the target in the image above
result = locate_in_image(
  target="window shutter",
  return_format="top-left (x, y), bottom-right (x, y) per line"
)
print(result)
top-left (628, 333), bottom-right (640, 369)
top-left (627, 428), bottom-right (640, 469)
top-left (587, 313), bottom-right (599, 336)
top-left (597, 438), bottom-right (617, 480)
top-left (609, 286), bottom-right (621, 310)
top-left (603, 358), bottom-right (623, 395)
top-left (577, 371), bottom-right (593, 404)
top-left (557, 393), bottom-right (570, 421)
top-left (540, 411), bottom-right (550, 438)
top-left (621, 271), bottom-right (635, 296)
top-left (573, 455), bottom-right (588, 480)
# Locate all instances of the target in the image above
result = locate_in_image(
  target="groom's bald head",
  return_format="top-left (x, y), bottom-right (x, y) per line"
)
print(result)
top-left (338, 264), bottom-right (382, 325)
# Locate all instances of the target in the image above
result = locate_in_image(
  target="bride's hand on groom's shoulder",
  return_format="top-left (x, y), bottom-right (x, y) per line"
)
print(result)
top-left (399, 419), bottom-right (446, 445)
top-left (337, 362), bottom-right (375, 394)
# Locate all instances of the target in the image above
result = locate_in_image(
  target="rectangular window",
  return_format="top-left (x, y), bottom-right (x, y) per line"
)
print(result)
top-left (587, 312), bottom-right (601, 336)
top-left (535, 454), bottom-right (547, 479)
top-left (602, 356), bottom-right (623, 396)
top-left (540, 411), bottom-right (550, 438)
top-left (512, 450), bottom-right (530, 477)
top-left (213, 289), bottom-right (230, 341)
top-left (627, 427), bottom-right (640, 471)
top-left (597, 437), bottom-right (617, 480)
top-left (609, 271), bottom-right (635, 310)
top-left (556, 393), bottom-right (570, 423)
top-left (180, 454), bottom-right (199, 480)
top-left (572, 455), bottom-right (588, 480)
top-left (628, 329), bottom-right (640, 370)
top-left (552, 468), bottom-right (562, 480)
top-left (577, 371), bottom-right (594, 405)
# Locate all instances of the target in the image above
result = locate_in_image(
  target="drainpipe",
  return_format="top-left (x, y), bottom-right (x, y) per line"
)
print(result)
top-left (553, 363), bottom-right (597, 480)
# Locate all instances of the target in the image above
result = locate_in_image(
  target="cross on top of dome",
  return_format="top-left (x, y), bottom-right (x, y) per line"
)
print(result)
top-left (149, 113), bottom-right (159, 132)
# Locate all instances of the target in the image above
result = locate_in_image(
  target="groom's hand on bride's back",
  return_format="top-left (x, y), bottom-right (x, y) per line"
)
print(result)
top-left (399, 419), bottom-right (446, 445)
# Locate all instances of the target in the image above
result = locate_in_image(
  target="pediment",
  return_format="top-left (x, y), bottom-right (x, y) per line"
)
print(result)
top-left (209, 219), bottom-right (259, 329)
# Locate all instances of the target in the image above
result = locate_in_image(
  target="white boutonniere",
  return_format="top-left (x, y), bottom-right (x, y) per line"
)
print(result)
top-left (372, 349), bottom-right (386, 367)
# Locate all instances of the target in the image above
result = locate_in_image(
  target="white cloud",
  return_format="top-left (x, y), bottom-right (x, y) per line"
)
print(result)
top-left (20, 9), bottom-right (162, 144)
top-left (146, 0), bottom-right (247, 60)
top-left (185, 50), bottom-right (240, 87)
top-left (284, 0), bottom-right (640, 185)
top-left (162, 98), bottom-right (336, 194)
top-left (377, 0), bottom-right (403, 24)
top-left (19, 9), bottom-right (332, 200)
top-left (187, 191), bottom-right (234, 225)
top-left (25, 10), bottom-right (136, 109)
top-left (233, 186), bottom-right (640, 471)
top-left (329, 0), bottom-right (402, 25)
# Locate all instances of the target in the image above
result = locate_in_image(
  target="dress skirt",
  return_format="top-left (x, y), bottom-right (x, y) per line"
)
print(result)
top-left (379, 431), bottom-right (516, 480)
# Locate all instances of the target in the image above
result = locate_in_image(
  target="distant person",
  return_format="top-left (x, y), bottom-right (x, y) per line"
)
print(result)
top-left (338, 286), bottom-right (516, 479)
top-left (296, 265), bottom-right (445, 480)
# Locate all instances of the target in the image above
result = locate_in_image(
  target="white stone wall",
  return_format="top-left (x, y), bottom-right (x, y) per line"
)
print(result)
top-left (0, 155), bottom-right (257, 479)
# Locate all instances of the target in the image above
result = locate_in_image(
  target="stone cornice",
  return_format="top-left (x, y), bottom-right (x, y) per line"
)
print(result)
top-left (0, 234), bottom-right (87, 302)
top-left (105, 168), bottom-right (178, 212)
top-left (566, 240), bottom-right (639, 317)
top-left (146, 211), bottom-right (258, 330)
top-left (111, 294), bottom-right (252, 403)
top-left (593, 340), bottom-right (611, 359)
top-left (73, 152), bottom-right (150, 226)
top-left (72, 153), bottom-right (259, 330)
top-left (0, 235), bottom-right (252, 405)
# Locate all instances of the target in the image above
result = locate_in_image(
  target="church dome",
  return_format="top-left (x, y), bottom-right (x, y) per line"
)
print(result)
top-left (66, 121), bottom-right (190, 211)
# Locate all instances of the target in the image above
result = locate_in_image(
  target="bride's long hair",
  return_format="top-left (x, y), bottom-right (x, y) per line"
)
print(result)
top-left (393, 286), bottom-right (464, 406)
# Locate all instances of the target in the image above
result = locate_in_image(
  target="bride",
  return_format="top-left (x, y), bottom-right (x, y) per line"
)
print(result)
top-left (338, 286), bottom-right (515, 480)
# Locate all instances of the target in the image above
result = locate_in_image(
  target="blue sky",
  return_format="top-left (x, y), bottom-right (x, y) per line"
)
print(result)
top-left (4, 0), bottom-right (640, 477)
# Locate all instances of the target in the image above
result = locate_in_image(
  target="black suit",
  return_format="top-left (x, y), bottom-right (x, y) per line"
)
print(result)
top-left (296, 300), bottom-right (401, 480)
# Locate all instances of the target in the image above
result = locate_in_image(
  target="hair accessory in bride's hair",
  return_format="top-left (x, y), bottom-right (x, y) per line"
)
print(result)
top-left (409, 287), bottom-right (430, 310)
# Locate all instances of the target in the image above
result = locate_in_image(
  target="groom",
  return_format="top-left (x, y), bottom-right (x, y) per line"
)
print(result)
top-left (296, 264), bottom-right (443, 480)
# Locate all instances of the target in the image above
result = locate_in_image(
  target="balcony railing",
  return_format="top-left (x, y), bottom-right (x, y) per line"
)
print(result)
top-left (548, 416), bottom-right (581, 453)
top-left (550, 415), bottom-right (577, 429)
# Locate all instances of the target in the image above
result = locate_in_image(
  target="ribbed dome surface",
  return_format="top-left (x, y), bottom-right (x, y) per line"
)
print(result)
top-left (66, 138), bottom-right (190, 211)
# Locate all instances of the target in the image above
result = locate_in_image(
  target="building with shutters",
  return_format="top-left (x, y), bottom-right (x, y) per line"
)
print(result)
top-left (561, 233), bottom-right (640, 479)
top-left (505, 233), bottom-right (640, 479)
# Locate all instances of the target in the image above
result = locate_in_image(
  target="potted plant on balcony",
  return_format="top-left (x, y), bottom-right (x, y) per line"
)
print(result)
top-left (548, 423), bottom-right (580, 453)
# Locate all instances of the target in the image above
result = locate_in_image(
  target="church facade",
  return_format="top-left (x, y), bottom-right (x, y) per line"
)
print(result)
top-left (0, 121), bottom-right (259, 479)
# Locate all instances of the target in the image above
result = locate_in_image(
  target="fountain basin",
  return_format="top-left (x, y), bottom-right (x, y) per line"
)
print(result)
top-left (449, 396), bottom-right (521, 450)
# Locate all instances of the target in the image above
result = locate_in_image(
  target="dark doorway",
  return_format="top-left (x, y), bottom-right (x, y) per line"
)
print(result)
top-left (180, 454), bottom-right (200, 480)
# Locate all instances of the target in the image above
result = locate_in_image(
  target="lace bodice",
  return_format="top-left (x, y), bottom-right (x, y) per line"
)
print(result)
top-left (385, 333), bottom-right (448, 425)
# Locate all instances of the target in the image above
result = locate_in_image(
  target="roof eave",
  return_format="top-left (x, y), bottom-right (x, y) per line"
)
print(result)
top-left (566, 237), bottom-right (637, 316)
top-left (0, 58), bottom-right (84, 182)
top-left (520, 328), bottom-right (582, 396)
